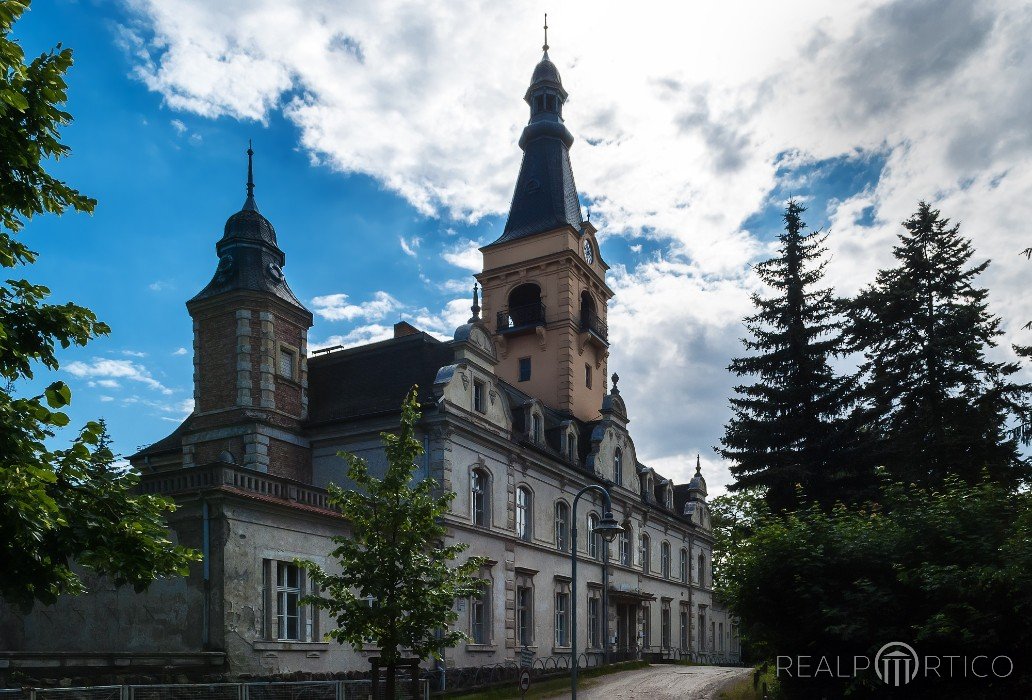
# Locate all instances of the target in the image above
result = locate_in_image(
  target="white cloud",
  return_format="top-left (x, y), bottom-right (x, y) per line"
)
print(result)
top-left (170, 118), bottom-right (187, 134)
top-left (311, 291), bottom-right (402, 322)
top-left (66, 358), bottom-right (174, 395)
top-left (148, 280), bottom-right (171, 291)
top-left (120, 349), bottom-right (148, 357)
top-left (399, 235), bottom-right (421, 257)
top-left (310, 325), bottom-right (394, 351)
top-left (122, 0), bottom-right (1032, 492)
top-left (442, 239), bottom-right (483, 272)
top-left (172, 347), bottom-right (189, 356)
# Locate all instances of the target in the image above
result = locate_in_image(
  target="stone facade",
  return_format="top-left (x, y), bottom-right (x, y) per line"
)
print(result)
top-left (0, 43), bottom-right (740, 680)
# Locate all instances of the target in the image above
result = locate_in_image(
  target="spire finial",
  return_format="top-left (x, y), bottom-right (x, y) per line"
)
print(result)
top-left (542, 13), bottom-right (549, 55)
top-left (243, 140), bottom-right (258, 211)
top-left (696, 454), bottom-right (702, 475)
top-left (611, 372), bottom-right (620, 393)
top-left (469, 282), bottom-right (481, 323)
top-left (247, 140), bottom-right (254, 198)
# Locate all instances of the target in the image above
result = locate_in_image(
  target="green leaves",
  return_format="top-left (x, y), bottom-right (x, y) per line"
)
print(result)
top-left (0, 1), bottom-right (198, 610)
top-left (298, 388), bottom-right (487, 671)
top-left (723, 475), bottom-right (1032, 697)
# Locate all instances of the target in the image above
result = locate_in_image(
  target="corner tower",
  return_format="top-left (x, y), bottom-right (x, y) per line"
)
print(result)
top-left (185, 145), bottom-right (314, 479)
top-left (478, 29), bottom-right (612, 421)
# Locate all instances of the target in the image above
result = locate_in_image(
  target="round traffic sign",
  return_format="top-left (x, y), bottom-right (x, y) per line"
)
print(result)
top-left (519, 669), bottom-right (531, 693)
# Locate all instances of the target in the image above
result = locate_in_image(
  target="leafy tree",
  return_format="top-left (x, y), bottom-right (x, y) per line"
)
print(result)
top-left (708, 487), bottom-right (766, 594)
top-left (845, 201), bottom-right (1032, 488)
top-left (299, 388), bottom-right (486, 697)
top-left (0, 0), bottom-right (198, 609)
top-left (720, 201), bottom-right (866, 512)
top-left (723, 473), bottom-right (1032, 698)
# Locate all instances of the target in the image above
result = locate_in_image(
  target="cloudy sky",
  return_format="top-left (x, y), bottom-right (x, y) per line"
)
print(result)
top-left (19, 0), bottom-right (1031, 494)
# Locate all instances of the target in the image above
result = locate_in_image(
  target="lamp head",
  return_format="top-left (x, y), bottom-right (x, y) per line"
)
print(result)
top-left (595, 511), bottom-right (624, 543)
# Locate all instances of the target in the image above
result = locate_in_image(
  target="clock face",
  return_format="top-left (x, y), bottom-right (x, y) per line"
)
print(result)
top-left (583, 239), bottom-right (594, 264)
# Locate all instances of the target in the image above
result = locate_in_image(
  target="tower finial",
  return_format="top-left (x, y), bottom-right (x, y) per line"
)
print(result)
top-left (696, 454), bottom-right (702, 475)
top-left (469, 282), bottom-right (481, 323)
top-left (542, 13), bottom-right (549, 55)
top-left (611, 372), bottom-right (620, 393)
top-left (243, 140), bottom-right (258, 211)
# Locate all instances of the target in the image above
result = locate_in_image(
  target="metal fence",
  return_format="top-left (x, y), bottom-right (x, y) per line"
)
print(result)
top-left (2, 682), bottom-right (428, 700)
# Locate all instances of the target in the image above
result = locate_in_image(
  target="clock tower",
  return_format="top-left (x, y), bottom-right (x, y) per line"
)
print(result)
top-left (477, 37), bottom-right (612, 422)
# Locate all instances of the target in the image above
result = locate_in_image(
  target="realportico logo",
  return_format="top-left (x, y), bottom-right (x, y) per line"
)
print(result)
top-left (874, 641), bottom-right (919, 687)
top-left (776, 641), bottom-right (1014, 686)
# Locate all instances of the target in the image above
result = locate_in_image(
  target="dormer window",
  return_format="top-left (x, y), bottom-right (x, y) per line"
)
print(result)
top-left (473, 379), bottom-right (486, 413)
top-left (566, 432), bottom-right (577, 461)
top-left (531, 413), bottom-right (543, 443)
top-left (614, 448), bottom-right (623, 487)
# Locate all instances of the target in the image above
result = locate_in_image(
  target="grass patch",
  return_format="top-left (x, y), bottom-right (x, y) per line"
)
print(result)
top-left (717, 666), bottom-right (779, 700)
top-left (445, 660), bottom-right (649, 699)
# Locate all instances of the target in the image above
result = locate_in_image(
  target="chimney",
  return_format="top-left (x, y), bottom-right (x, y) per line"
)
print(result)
top-left (393, 321), bottom-right (420, 338)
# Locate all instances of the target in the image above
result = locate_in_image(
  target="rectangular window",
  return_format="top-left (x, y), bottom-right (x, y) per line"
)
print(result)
top-left (278, 347), bottom-right (295, 380)
top-left (587, 595), bottom-right (600, 648)
top-left (585, 363), bottom-right (592, 389)
top-left (661, 604), bottom-right (671, 650)
top-left (719, 622), bottom-right (724, 651)
top-left (518, 357), bottom-right (532, 382)
top-left (642, 605), bottom-right (651, 648)
top-left (532, 414), bottom-right (542, 443)
top-left (517, 586), bottom-right (533, 647)
top-left (555, 592), bottom-right (570, 647)
top-left (473, 379), bottom-right (486, 413)
top-left (471, 589), bottom-right (488, 644)
top-left (275, 561), bottom-right (301, 641)
top-left (680, 610), bottom-right (689, 650)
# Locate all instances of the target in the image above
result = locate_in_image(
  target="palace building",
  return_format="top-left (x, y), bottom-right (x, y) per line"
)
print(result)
top-left (0, 40), bottom-right (739, 678)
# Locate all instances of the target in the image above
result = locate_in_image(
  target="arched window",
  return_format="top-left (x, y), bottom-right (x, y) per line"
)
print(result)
top-left (680, 548), bottom-right (689, 584)
top-left (555, 501), bottom-right (570, 551)
top-left (566, 432), bottom-right (577, 461)
top-left (614, 448), bottom-right (623, 487)
top-left (515, 486), bottom-right (532, 541)
top-left (587, 513), bottom-right (601, 560)
top-left (471, 468), bottom-right (489, 527)
top-left (661, 541), bottom-right (671, 578)
top-left (698, 553), bottom-right (706, 587)
top-left (665, 486), bottom-right (673, 509)
top-left (504, 283), bottom-right (544, 329)
top-left (618, 527), bottom-right (631, 566)
top-left (639, 533), bottom-right (651, 573)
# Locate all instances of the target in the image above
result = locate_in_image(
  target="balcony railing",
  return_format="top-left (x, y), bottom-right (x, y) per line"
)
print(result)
top-left (580, 309), bottom-right (608, 342)
top-left (138, 463), bottom-right (335, 511)
top-left (496, 302), bottom-right (546, 332)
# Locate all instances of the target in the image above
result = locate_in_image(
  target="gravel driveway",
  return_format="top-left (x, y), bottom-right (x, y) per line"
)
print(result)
top-left (541, 664), bottom-right (754, 700)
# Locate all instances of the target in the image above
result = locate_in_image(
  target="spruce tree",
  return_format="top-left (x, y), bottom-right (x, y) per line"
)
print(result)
top-left (720, 201), bottom-right (863, 512)
top-left (846, 201), bottom-right (1032, 487)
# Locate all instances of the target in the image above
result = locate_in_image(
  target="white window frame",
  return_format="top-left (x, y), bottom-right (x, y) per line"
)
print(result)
top-left (555, 501), bottom-right (569, 551)
top-left (515, 486), bottom-right (531, 541)
top-left (471, 468), bottom-right (489, 527)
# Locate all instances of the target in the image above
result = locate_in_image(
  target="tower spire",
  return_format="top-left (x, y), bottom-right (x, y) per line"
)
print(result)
top-left (469, 282), bottom-right (481, 323)
top-left (542, 13), bottom-right (549, 56)
top-left (243, 140), bottom-right (258, 212)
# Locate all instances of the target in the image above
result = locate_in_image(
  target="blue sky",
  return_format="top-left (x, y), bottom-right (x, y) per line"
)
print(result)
top-left (16, 1), bottom-right (1032, 490)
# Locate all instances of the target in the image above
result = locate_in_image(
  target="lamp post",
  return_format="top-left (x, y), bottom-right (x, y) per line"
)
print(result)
top-left (570, 485), bottom-right (623, 700)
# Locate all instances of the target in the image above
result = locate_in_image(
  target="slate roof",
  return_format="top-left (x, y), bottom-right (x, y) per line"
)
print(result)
top-left (306, 332), bottom-right (454, 424)
top-left (487, 52), bottom-right (583, 248)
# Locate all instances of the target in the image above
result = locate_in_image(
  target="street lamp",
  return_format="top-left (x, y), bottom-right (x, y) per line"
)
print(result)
top-left (570, 485), bottom-right (623, 699)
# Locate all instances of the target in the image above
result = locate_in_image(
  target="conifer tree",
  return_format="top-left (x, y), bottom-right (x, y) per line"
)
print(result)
top-left (720, 201), bottom-right (863, 512)
top-left (846, 202), bottom-right (1032, 487)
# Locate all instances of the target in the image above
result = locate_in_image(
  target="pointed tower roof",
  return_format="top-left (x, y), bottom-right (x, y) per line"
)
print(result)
top-left (189, 144), bottom-right (307, 312)
top-left (486, 19), bottom-right (583, 248)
